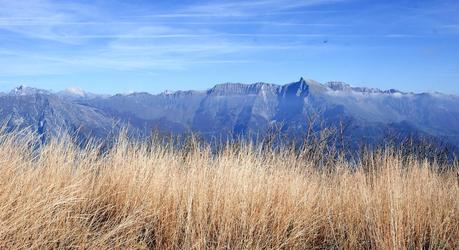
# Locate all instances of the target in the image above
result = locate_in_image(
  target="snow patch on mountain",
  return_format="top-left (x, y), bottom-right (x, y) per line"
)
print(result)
top-left (64, 87), bottom-right (86, 97)
top-left (57, 87), bottom-right (106, 100)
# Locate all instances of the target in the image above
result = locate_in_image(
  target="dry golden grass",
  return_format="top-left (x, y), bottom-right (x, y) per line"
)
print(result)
top-left (0, 130), bottom-right (458, 249)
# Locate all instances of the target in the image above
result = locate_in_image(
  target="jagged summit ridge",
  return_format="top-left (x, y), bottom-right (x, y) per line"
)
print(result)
top-left (326, 81), bottom-right (352, 91)
top-left (207, 78), bottom-right (321, 97)
top-left (3, 78), bottom-right (441, 99)
top-left (325, 81), bottom-right (405, 95)
top-left (10, 85), bottom-right (51, 96)
top-left (208, 82), bottom-right (278, 96)
top-left (160, 90), bottom-right (204, 97)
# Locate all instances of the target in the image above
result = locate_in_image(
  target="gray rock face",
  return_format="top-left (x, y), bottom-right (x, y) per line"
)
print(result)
top-left (9, 85), bottom-right (52, 97)
top-left (0, 90), bottom-right (118, 142)
top-left (1, 78), bottom-right (458, 148)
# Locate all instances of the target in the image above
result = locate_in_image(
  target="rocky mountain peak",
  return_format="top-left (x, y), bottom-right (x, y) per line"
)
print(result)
top-left (10, 85), bottom-right (50, 96)
top-left (279, 78), bottom-right (311, 97)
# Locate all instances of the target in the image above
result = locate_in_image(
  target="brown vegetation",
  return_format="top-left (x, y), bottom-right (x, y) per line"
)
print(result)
top-left (0, 130), bottom-right (458, 249)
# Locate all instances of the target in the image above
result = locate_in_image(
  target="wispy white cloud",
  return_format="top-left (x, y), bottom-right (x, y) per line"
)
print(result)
top-left (0, 0), bottom-right (454, 77)
top-left (0, 0), bottom-right (350, 74)
top-left (0, 0), bottom-right (350, 42)
top-left (0, 0), bottom-right (100, 43)
top-left (180, 0), bottom-right (349, 17)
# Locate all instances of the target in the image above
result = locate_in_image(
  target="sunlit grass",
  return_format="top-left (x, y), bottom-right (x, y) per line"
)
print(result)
top-left (0, 130), bottom-right (457, 249)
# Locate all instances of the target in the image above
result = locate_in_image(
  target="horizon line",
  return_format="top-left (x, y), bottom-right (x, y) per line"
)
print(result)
top-left (2, 77), bottom-right (457, 97)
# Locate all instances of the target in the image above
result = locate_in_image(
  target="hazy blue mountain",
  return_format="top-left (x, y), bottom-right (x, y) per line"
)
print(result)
top-left (1, 79), bottom-right (458, 149)
top-left (318, 82), bottom-right (459, 146)
top-left (57, 87), bottom-right (106, 101)
top-left (0, 86), bottom-right (118, 142)
top-left (83, 90), bottom-right (206, 133)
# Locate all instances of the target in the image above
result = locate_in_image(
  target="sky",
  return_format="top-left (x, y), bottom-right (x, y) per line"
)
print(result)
top-left (0, 0), bottom-right (458, 94)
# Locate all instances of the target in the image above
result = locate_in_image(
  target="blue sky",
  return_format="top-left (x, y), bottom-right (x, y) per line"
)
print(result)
top-left (0, 0), bottom-right (458, 94)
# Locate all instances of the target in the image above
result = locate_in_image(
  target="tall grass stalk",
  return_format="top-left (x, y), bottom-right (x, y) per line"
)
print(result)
top-left (0, 130), bottom-right (457, 249)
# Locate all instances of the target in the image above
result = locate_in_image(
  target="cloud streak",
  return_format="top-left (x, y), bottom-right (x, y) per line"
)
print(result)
top-left (0, 0), bottom-right (351, 74)
top-left (180, 0), bottom-right (349, 17)
top-left (0, 0), bottom-right (457, 78)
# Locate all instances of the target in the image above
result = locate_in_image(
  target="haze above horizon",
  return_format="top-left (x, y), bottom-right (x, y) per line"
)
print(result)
top-left (0, 0), bottom-right (458, 94)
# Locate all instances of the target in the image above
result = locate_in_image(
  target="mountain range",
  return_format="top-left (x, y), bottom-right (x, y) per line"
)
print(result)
top-left (1, 78), bottom-right (458, 149)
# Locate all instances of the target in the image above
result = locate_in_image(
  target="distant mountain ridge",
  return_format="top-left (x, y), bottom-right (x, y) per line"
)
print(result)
top-left (1, 78), bottom-right (458, 149)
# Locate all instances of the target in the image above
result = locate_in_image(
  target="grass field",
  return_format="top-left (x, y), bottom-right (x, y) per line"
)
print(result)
top-left (0, 130), bottom-right (458, 249)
